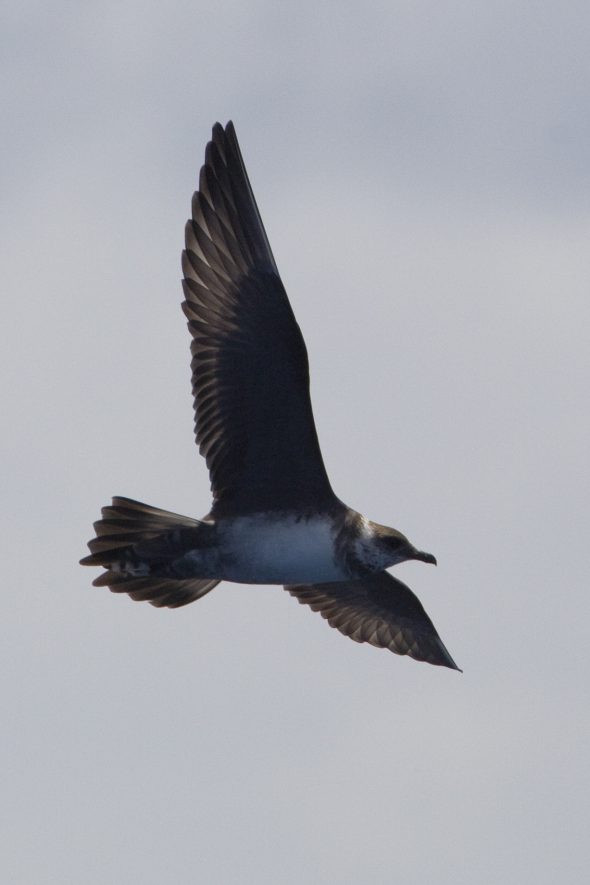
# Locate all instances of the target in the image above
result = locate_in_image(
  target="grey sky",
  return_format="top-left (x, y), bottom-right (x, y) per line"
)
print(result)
top-left (2, 2), bottom-right (589, 883)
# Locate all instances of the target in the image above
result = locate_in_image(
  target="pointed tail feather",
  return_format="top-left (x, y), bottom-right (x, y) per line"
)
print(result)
top-left (80, 496), bottom-right (220, 608)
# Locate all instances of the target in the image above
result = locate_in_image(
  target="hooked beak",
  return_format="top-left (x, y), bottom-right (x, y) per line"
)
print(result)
top-left (413, 550), bottom-right (437, 565)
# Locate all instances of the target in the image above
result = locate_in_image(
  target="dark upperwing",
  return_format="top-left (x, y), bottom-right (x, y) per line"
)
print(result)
top-left (182, 122), bottom-right (336, 517)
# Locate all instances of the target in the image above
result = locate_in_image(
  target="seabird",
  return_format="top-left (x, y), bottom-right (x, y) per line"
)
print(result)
top-left (81, 122), bottom-right (460, 671)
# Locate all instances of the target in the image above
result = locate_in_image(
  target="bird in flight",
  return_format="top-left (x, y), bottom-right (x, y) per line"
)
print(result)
top-left (81, 121), bottom-right (460, 671)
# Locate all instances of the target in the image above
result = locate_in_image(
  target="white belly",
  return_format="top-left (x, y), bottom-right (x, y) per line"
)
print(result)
top-left (216, 514), bottom-right (347, 584)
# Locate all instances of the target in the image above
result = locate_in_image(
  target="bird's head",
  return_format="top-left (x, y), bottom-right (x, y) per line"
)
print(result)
top-left (372, 524), bottom-right (437, 568)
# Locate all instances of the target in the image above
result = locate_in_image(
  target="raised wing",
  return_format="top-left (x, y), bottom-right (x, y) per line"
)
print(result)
top-left (287, 571), bottom-right (460, 670)
top-left (182, 122), bottom-right (335, 517)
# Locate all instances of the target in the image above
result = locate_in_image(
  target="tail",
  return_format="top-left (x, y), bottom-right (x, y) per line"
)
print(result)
top-left (80, 497), bottom-right (220, 608)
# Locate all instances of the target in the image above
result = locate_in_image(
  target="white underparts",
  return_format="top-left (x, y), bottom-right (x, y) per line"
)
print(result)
top-left (207, 513), bottom-right (348, 584)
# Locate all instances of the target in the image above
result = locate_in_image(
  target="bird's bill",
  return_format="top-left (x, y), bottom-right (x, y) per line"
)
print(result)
top-left (413, 550), bottom-right (437, 565)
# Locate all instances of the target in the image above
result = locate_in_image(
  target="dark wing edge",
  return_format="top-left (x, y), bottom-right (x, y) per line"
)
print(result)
top-left (286, 571), bottom-right (461, 671)
top-left (223, 121), bottom-right (279, 274)
top-left (182, 120), bottom-right (277, 300)
top-left (181, 122), bottom-right (335, 513)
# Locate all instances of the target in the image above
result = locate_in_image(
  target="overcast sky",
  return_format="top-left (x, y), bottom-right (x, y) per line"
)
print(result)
top-left (2, 2), bottom-right (589, 883)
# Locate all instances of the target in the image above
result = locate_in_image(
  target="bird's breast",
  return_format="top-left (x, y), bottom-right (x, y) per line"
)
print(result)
top-left (215, 513), bottom-right (349, 584)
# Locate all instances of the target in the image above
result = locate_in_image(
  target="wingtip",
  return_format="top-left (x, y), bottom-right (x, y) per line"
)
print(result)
top-left (210, 120), bottom-right (235, 140)
top-left (224, 120), bottom-right (239, 151)
top-left (443, 653), bottom-right (462, 673)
